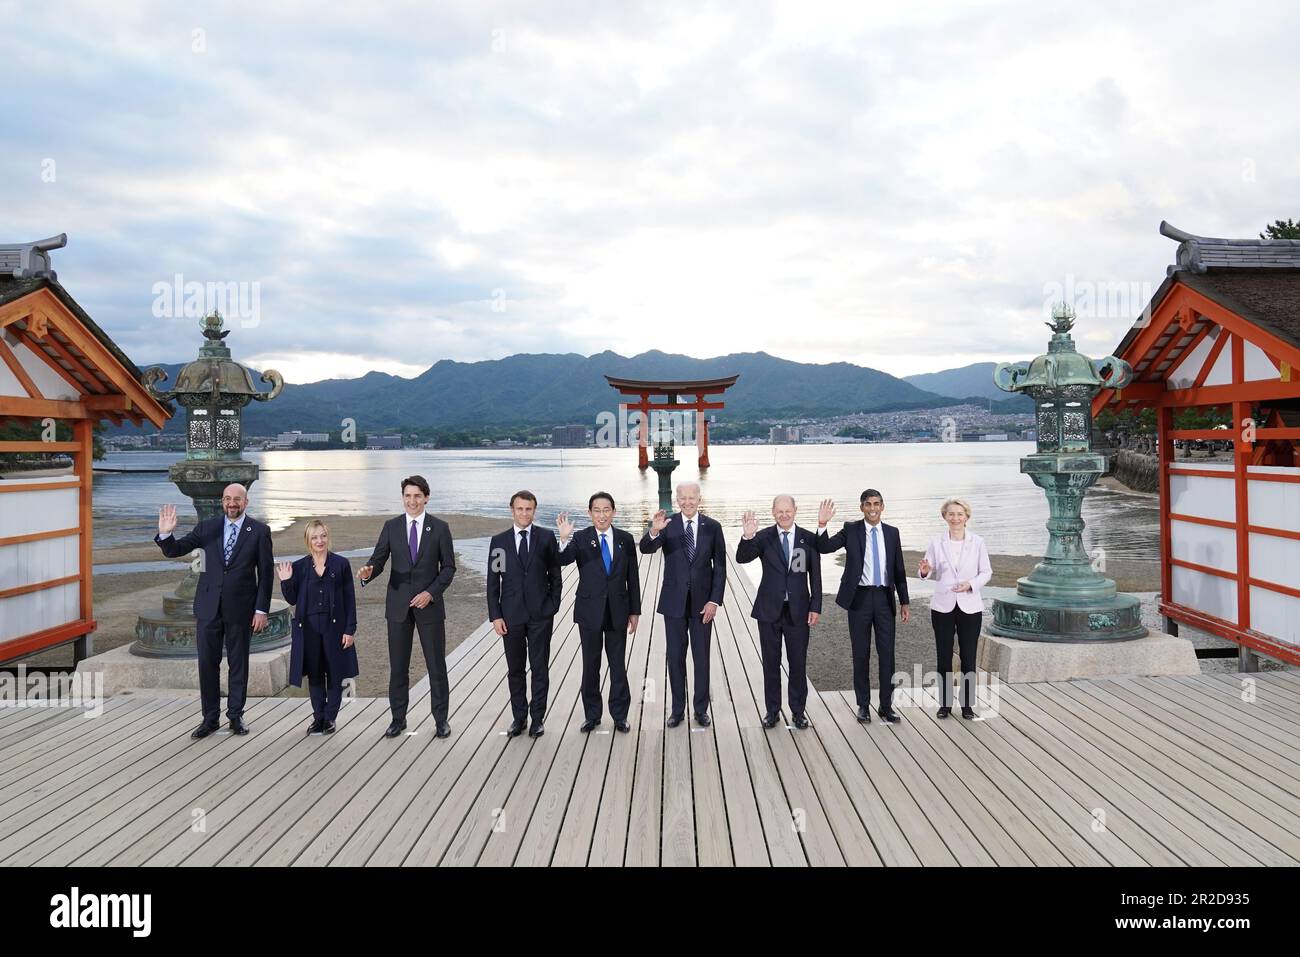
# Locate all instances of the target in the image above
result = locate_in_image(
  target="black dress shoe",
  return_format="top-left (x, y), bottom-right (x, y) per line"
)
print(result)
top-left (580, 718), bottom-right (599, 733)
top-left (877, 708), bottom-right (901, 724)
top-left (856, 706), bottom-right (872, 723)
top-left (229, 718), bottom-right (249, 735)
top-left (667, 714), bottom-right (684, 728)
top-left (615, 720), bottom-right (631, 733)
top-left (693, 712), bottom-right (711, 727)
top-left (191, 721), bottom-right (219, 740)
top-left (761, 713), bottom-right (779, 729)
top-left (528, 720), bottom-right (544, 738)
top-left (507, 717), bottom-right (527, 737)
top-left (936, 707), bottom-right (951, 719)
top-left (961, 706), bottom-right (977, 720)
top-left (385, 720), bottom-right (407, 738)
top-left (321, 720), bottom-right (336, 734)
top-left (792, 713), bottom-right (810, 729)
top-left (307, 718), bottom-right (326, 735)
top-left (436, 720), bottom-right (452, 738)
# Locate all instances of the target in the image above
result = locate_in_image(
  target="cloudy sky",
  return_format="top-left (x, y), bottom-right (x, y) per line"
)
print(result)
top-left (4, 1), bottom-right (1298, 383)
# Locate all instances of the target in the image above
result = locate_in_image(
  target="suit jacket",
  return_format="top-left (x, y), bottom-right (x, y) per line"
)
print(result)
top-left (558, 525), bottom-right (641, 630)
top-left (815, 519), bottom-right (910, 615)
top-left (155, 515), bottom-right (273, 625)
top-left (735, 524), bottom-right (823, 623)
top-left (639, 512), bottom-right (726, 618)
top-left (364, 513), bottom-right (456, 623)
top-left (486, 525), bottom-right (563, 625)
top-left (279, 551), bottom-right (360, 686)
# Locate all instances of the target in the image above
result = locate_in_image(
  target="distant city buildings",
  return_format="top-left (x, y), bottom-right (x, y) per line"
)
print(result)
top-left (268, 429), bottom-right (330, 449)
top-left (365, 434), bottom-right (402, 450)
top-left (551, 424), bottom-right (589, 447)
top-left (768, 426), bottom-right (801, 444)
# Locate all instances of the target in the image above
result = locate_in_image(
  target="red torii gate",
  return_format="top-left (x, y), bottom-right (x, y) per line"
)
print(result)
top-left (604, 374), bottom-right (739, 470)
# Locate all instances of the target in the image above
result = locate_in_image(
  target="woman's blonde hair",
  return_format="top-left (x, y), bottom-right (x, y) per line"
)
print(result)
top-left (940, 498), bottom-right (972, 521)
top-left (303, 519), bottom-right (331, 550)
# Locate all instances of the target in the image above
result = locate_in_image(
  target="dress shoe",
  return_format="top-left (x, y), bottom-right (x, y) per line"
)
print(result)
top-left (580, 718), bottom-right (599, 733)
top-left (936, 707), bottom-right (951, 720)
top-left (507, 717), bottom-right (527, 737)
top-left (761, 712), bottom-right (779, 729)
top-left (384, 720), bottom-right (407, 738)
top-left (693, 712), bottom-right (711, 727)
top-left (877, 708), bottom-right (901, 724)
top-left (615, 720), bottom-right (631, 733)
top-left (667, 714), bottom-right (684, 728)
top-left (191, 721), bottom-right (219, 740)
top-left (321, 720), bottom-right (336, 734)
top-left (792, 713), bottom-right (810, 729)
top-left (528, 720), bottom-right (544, 738)
top-left (307, 718), bottom-right (326, 735)
top-left (856, 706), bottom-right (872, 723)
top-left (961, 706), bottom-right (977, 720)
top-left (436, 720), bottom-right (452, 738)
top-left (229, 717), bottom-right (249, 735)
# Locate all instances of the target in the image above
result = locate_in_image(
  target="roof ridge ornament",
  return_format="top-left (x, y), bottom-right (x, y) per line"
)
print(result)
top-left (0, 233), bottom-right (67, 279)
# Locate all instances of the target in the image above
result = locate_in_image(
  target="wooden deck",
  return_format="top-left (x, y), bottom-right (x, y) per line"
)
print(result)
top-left (2, 551), bottom-right (1299, 866)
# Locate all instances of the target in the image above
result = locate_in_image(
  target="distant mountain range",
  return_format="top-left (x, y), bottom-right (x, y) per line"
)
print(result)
top-left (115, 351), bottom-right (1030, 435)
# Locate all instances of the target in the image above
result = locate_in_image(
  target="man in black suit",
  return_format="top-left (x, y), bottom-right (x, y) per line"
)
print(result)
top-left (487, 490), bottom-right (562, 739)
top-left (815, 489), bottom-right (911, 723)
top-left (557, 491), bottom-right (640, 733)
top-left (735, 495), bottom-right (822, 729)
top-left (640, 482), bottom-right (725, 727)
top-left (155, 483), bottom-right (273, 739)
top-left (359, 475), bottom-right (456, 739)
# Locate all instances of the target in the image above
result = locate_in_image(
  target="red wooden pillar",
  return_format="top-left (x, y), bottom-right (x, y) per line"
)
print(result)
top-left (1157, 405), bottom-right (1174, 612)
top-left (696, 394), bottom-right (710, 468)
top-left (1232, 334), bottom-right (1252, 630)
top-left (637, 393), bottom-right (649, 469)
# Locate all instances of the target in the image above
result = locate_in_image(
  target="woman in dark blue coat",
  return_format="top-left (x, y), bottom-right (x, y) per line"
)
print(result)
top-left (277, 520), bottom-right (359, 734)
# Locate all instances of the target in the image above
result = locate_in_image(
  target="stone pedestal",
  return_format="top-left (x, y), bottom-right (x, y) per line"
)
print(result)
top-left (976, 627), bottom-right (1199, 683)
top-left (76, 641), bottom-right (292, 698)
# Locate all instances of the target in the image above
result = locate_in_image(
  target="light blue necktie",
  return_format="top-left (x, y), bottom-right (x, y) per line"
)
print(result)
top-left (224, 521), bottom-right (238, 566)
top-left (871, 526), bottom-right (882, 586)
top-left (601, 533), bottom-right (612, 574)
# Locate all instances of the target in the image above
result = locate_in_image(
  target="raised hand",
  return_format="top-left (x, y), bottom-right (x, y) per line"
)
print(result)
top-left (817, 498), bottom-right (835, 527)
top-left (918, 557), bottom-right (932, 578)
top-left (556, 511), bottom-right (574, 542)
top-left (741, 510), bottom-right (758, 539)
top-left (276, 560), bottom-right (294, 581)
top-left (158, 504), bottom-right (177, 537)
top-left (650, 509), bottom-right (668, 534)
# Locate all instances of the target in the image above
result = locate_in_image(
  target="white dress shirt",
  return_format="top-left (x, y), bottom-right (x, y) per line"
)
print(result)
top-left (861, 521), bottom-right (889, 587)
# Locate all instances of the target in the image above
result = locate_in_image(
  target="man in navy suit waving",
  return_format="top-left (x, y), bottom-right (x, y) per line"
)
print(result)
top-left (735, 494), bottom-right (822, 729)
top-left (640, 482), bottom-right (725, 727)
top-left (155, 483), bottom-right (273, 739)
top-left (557, 492), bottom-right (640, 733)
top-left (815, 489), bottom-right (911, 724)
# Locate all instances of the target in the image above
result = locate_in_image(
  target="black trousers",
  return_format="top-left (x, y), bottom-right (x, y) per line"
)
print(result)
top-left (197, 611), bottom-right (251, 724)
top-left (758, 601), bottom-right (809, 717)
top-left (932, 606), bottom-right (982, 709)
top-left (303, 613), bottom-right (344, 722)
top-left (665, 596), bottom-right (712, 717)
top-left (503, 617), bottom-right (553, 722)
top-left (388, 614), bottom-right (448, 723)
top-left (579, 605), bottom-right (630, 722)
top-left (848, 586), bottom-right (897, 711)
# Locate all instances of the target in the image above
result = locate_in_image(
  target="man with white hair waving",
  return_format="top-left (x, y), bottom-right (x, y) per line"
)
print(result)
top-left (640, 482), bottom-right (727, 728)
top-left (156, 483), bottom-right (274, 739)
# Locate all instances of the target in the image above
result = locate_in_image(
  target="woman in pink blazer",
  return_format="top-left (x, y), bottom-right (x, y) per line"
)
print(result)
top-left (917, 498), bottom-right (992, 719)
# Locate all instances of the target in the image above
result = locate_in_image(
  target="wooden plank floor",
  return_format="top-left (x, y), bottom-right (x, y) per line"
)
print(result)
top-left (2, 550), bottom-right (1299, 866)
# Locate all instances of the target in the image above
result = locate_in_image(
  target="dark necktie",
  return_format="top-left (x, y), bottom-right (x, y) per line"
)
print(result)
top-left (408, 519), bottom-right (419, 563)
top-left (223, 522), bottom-right (237, 566)
top-left (518, 528), bottom-right (529, 567)
top-left (685, 519), bottom-right (696, 563)
top-left (781, 529), bottom-right (791, 568)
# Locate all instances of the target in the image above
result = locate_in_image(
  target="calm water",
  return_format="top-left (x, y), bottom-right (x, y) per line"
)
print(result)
top-left (92, 443), bottom-right (1158, 559)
